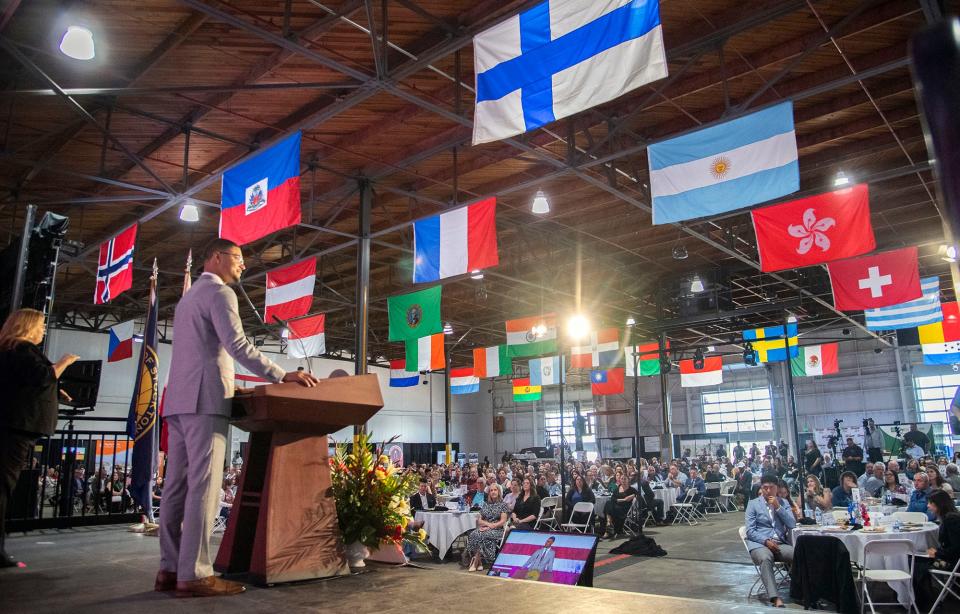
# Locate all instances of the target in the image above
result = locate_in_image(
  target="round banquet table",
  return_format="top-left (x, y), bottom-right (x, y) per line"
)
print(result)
top-left (652, 486), bottom-right (678, 510)
top-left (415, 510), bottom-right (479, 559)
top-left (792, 523), bottom-right (939, 606)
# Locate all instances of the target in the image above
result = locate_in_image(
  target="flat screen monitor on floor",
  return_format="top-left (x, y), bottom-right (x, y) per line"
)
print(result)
top-left (487, 530), bottom-right (599, 587)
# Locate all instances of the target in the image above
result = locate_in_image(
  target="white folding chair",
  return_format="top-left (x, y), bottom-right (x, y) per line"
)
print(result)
top-left (624, 496), bottom-right (653, 534)
top-left (926, 556), bottom-right (960, 613)
top-left (561, 502), bottom-right (594, 533)
top-left (534, 496), bottom-right (560, 530)
top-left (212, 505), bottom-right (229, 533)
top-left (860, 539), bottom-right (918, 614)
top-left (672, 488), bottom-right (700, 526)
top-left (739, 526), bottom-right (789, 599)
top-left (720, 480), bottom-right (740, 512)
top-left (893, 511), bottom-right (929, 524)
top-left (702, 482), bottom-right (723, 514)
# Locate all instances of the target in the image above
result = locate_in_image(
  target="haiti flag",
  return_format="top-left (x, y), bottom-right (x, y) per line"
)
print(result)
top-left (219, 131), bottom-right (301, 245)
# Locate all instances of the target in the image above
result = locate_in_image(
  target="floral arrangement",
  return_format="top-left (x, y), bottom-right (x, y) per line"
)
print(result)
top-left (330, 432), bottom-right (428, 551)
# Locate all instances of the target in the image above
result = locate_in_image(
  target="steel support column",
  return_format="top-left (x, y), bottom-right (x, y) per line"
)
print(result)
top-left (354, 180), bottom-right (371, 434)
top-left (783, 312), bottom-right (804, 510)
top-left (658, 331), bottom-right (673, 460)
top-left (444, 351), bottom-right (453, 464)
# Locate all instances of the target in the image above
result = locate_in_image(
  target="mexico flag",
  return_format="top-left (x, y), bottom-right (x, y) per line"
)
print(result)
top-left (790, 343), bottom-right (838, 377)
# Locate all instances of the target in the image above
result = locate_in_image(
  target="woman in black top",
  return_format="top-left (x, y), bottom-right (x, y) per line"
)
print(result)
top-left (0, 308), bottom-right (78, 567)
top-left (914, 490), bottom-right (960, 609)
top-left (510, 477), bottom-right (541, 530)
top-left (564, 474), bottom-right (596, 523)
top-left (601, 474), bottom-right (637, 538)
top-left (803, 440), bottom-right (823, 479)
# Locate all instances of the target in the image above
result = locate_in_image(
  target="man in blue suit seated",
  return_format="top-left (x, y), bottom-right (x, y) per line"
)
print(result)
top-left (907, 472), bottom-right (936, 520)
top-left (745, 473), bottom-right (796, 608)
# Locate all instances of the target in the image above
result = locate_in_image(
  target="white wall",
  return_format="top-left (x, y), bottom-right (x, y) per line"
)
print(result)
top-left (43, 327), bottom-right (494, 458)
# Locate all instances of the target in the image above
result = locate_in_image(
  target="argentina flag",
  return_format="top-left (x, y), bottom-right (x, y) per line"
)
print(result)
top-left (648, 101), bottom-right (799, 225)
top-left (472, 0), bottom-right (667, 145)
top-left (865, 276), bottom-right (942, 330)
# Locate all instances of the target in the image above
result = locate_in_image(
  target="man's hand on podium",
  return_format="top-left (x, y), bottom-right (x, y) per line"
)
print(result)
top-left (283, 370), bottom-right (319, 387)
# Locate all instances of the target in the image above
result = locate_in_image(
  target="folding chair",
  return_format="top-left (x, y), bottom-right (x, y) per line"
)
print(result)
top-left (702, 482), bottom-right (723, 514)
top-left (926, 556), bottom-right (960, 613)
top-left (672, 488), bottom-right (700, 526)
top-left (212, 506), bottom-right (229, 533)
top-left (534, 496), bottom-right (560, 530)
top-left (739, 526), bottom-right (789, 599)
top-left (561, 502), bottom-right (595, 533)
top-left (860, 539), bottom-right (918, 614)
top-left (893, 511), bottom-right (930, 524)
top-left (719, 481), bottom-right (738, 512)
top-left (622, 497), bottom-right (650, 536)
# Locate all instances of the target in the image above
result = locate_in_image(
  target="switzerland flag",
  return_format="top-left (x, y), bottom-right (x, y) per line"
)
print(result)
top-left (751, 184), bottom-right (875, 272)
top-left (827, 247), bottom-right (922, 310)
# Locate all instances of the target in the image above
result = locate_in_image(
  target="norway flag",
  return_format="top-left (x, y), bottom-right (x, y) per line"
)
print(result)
top-left (219, 131), bottom-right (301, 245)
top-left (95, 224), bottom-right (137, 305)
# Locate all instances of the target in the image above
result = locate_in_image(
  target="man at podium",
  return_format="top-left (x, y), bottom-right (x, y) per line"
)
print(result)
top-left (157, 238), bottom-right (318, 598)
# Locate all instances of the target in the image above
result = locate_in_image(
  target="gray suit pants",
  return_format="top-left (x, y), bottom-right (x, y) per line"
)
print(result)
top-left (751, 543), bottom-right (793, 600)
top-left (159, 414), bottom-right (228, 581)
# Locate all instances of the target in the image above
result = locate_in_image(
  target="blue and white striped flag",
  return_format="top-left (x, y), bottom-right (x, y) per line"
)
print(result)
top-left (648, 101), bottom-right (799, 225)
top-left (864, 276), bottom-right (942, 330)
top-left (472, 0), bottom-right (668, 145)
top-left (529, 356), bottom-right (563, 386)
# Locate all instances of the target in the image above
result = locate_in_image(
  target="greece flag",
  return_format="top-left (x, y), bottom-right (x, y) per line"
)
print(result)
top-left (865, 276), bottom-right (942, 330)
top-left (648, 102), bottom-right (799, 225)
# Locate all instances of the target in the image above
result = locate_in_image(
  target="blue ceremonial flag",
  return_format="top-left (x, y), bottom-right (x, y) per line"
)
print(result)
top-left (743, 320), bottom-right (799, 363)
top-left (127, 260), bottom-right (159, 521)
top-left (865, 276), bottom-right (942, 331)
top-left (529, 355), bottom-right (562, 386)
top-left (648, 102), bottom-right (799, 225)
top-left (472, 0), bottom-right (668, 144)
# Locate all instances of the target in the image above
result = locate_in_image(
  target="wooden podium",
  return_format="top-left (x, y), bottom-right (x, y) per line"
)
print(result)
top-left (214, 374), bottom-right (383, 585)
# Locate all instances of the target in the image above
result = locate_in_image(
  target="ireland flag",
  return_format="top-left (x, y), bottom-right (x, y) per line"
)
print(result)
top-left (790, 343), bottom-right (839, 377)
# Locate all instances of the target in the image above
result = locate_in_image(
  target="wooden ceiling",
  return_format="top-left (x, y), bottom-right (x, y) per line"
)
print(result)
top-left (0, 0), bottom-right (954, 364)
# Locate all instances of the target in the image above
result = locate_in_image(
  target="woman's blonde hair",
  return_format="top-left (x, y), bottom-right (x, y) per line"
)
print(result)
top-left (0, 308), bottom-right (45, 350)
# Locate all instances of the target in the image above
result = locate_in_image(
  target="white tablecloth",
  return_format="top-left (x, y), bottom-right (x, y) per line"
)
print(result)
top-left (415, 510), bottom-right (479, 559)
top-left (653, 487), bottom-right (678, 510)
top-left (594, 495), bottom-right (610, 514)
top-left (793, 524), bottom-right (939, 606)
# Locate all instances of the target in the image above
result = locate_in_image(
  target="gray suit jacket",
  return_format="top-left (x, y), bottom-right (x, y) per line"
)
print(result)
top-left (165, 273), bottom-right (286, 416)
top-left (745, 495), bottom-right (796, 551)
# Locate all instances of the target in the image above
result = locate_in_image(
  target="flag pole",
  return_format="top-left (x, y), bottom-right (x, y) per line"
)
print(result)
top-left (558, 339), bottom-right (567, 523)
top-left (784, 311), bottom-right (804, 511)
top-left (633, 345), bottom-right (641, 462)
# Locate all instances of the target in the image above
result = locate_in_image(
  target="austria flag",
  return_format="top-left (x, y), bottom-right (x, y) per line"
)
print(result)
top-left (286, 313), bottom-right (325, 359)
top-left (413, 197), bottom-right (498, 283)
top-left (265, 258), bottom-right (315, 324)
top-left (220, 131), bottom-right (301, 245)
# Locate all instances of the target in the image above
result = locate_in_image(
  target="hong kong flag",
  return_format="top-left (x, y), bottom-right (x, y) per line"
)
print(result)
top-left (751, 184), bottom-right (875, 272)
top-left (827, 246), bottom-right (922, 310)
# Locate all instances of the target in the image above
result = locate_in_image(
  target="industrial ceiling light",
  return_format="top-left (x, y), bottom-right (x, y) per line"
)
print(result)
top-left (690, 275), bottom-right (705, 293)
top-left (625, 316), bottom-right (636, 327)
top-left (179, 203), bottom-right (199, 222)
top-left (59, 26), bottom-right (95, 60)
top-left (834, 170), bottom-right (850, 187)
top-left (530, 323), bottom-right (548, 339)
top-left (693, 348), bottom-right (705, 370)
top-left (443, 321), bottom-right (453, 335)
top-left (707, 345), bottom-right (716, 352)
top-left (470, 269), bottom-right (484, 280)
top-left (531, 189), bottom-right (550, 214)
top-left (939, 244), bottom-right (957, 262)
top-left (566, 314), bottom-right (590, 341)
top-left (672, 245), bottom-right (688, 260)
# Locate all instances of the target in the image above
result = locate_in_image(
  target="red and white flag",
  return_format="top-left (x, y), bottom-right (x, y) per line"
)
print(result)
top-left (679, 357), bottom-right (722, 388)
top-left (265, 258), bottom-right (315, 324)
top-left (286, 313), bottom-right (325, 358)
top-left (827, 247), bottom-right (922, 311)
top-left (570, 328), bottom-right (620, 369)
top-left (751, 184), bottom-right (875, 272)
top-left (94, 224), bottom-right (137, 304)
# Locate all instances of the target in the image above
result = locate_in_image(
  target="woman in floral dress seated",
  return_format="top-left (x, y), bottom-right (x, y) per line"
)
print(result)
top-left (464, 483), bottom-right (509, 572)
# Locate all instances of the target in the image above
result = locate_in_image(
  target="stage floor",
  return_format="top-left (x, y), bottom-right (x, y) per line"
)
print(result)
top-left (1, 523), bottom-right (770, 614)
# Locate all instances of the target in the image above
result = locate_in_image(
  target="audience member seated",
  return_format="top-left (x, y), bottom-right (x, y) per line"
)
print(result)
top-left (637, 474), bottom-right (665, 524)
top-left (471, 477), bottom-right (487, 507)
top-left (546, 471), bottom-right (562, 498)
top-left (803, 475), bottom-right (832, 512)
top-left (908, 472), bottom-right (936, 520)
top-left (831, 471), bottom-right (858, 509)
top-left (905, 459), bottom-right (921, 480)
top-left (745, 473), bottom-right (796, 608)
top-left (564, 475), bottom-right (595, 523)
top-left (777, 480), bottom-right (802, 522)
top-left (410, 479), bottom-right (436, 511)
top-left (600, 474), bottom-right (636, 538)
top-left (510, 477), bottom-right (541, 530)
top-left (503, 478), bottom-right (521, 511)
top-left (860, 463), bottom-right (884, 497)
top-left (857, 462), bottom-right (875, 489)
top-left (945, 463), bottom-right (960, 493)
top-left (913, 490), bottom-right (960, 610)
top-left (664, 465), bottom-right (683, 490)
top-left (880, 469), bottom-right (908, 503)
top-left (464, 484), bottom-right (509, 572)
top-left (535, 475), bottom-right (550, 500)
top-left (927, 466), bottom-right (954, 495)
top-left (683, 467), bottom-right (706, 509)
top-left (704, 463), bottom-right (722, 483)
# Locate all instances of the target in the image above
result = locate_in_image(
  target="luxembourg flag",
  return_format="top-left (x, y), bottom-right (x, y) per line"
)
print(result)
top-left (265, 258), bottom-right (315, 324)
top-left (649, 101), bottom-right (799, 225)
top-left (95, 224), bottom-right (137, 305)
top-left (413, 197), bottom-right (499, 283)
top-left (220, 131), bottom-right (301, 245)
top-left (107, 320), bottom-right (134, 362)
top-left (450, 367), bottom-right (480, 395)
top-left (286, 313), bottom-right (325, 359)
top-left (389, 359), bottom-right (420, 387)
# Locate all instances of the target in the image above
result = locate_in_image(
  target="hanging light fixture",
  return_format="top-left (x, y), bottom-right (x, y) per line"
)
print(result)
top-left (566, 314), bottom-right (590, 341)
top-left (59, 26), bottom-right (96, 60)
top-left (690, 275), bottom-right (705, 293)
top-left (939, 245), bottom-right (957, 262)
top-left (443, 322), bottom-right (453, 335)
top-left (834, 170), bottom-right (850, 187)
top-left (531, 189), bottom-right (550, 214)
top-left (470, 269), bottom-right (484, 280)
top-left (625, 316), bottom-right (636, 327)
top-left (179, 203), bottom-right (199, 222)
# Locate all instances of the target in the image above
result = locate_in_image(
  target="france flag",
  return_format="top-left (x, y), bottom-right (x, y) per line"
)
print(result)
top-left (413, 197), bottom-right (499, 284)
top-left (648, 102), bottom-right (799, 225)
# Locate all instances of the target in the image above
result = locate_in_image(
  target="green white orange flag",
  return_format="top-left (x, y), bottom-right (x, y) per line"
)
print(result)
top-left (790, 343), bottom-right (839, 377)
top-left (405, 333), bottom-right (445, 371)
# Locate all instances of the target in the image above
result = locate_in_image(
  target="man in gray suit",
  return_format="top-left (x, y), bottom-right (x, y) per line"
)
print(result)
top-left (156, 238), bottom-right (318, 598)
top-left (744, 473), bottom-right (796, 608)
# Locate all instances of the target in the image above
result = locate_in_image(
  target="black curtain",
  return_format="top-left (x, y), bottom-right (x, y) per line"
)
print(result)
top-left (403, 443), bottom-right (459, 465)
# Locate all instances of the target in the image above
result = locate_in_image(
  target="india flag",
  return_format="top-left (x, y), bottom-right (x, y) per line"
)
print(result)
top-left (505, 314), bottom-right (557, 358)
top-left (790, 344), bottom-right (839, 377)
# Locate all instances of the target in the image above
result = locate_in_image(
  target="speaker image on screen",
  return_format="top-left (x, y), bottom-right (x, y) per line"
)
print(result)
top-left (59, 360), bottom-right (102, 410)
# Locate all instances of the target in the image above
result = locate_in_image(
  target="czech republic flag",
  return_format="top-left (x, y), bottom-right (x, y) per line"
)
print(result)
top-left (219, 131), bottom-right (302, 245)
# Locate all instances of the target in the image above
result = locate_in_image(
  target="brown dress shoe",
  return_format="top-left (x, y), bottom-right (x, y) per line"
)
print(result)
top-left (174, 576), bottom-right (246, 598)
top-left (154, 570), bottom-right (177, 592)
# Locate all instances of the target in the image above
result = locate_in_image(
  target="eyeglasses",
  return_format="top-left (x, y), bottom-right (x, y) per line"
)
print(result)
top-left (217, 251), bottom-right (244, 265)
